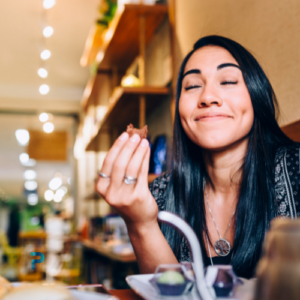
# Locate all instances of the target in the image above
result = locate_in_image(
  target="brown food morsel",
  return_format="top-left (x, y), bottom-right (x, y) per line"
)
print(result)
top-left (126, 124), bottom-right (148, 139)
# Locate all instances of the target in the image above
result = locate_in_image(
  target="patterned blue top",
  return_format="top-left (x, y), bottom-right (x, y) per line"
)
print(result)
top-left (149, 144), bottom-right (300, 263)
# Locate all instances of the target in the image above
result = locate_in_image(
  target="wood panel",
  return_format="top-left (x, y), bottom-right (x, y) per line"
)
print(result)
top-left (98, 4), bottom-right (168, 71)
top-left (281, 120), bottom-right (300, 142)
top-left (81, 75), bottom-right (97, 111)
top-left (27, 130), bottom-right (68, 161)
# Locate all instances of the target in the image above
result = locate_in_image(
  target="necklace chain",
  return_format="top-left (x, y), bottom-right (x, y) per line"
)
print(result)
top-left (204, 182), bottom-right (236, 240)
top-left (204, 181), bottom-right (236, 260)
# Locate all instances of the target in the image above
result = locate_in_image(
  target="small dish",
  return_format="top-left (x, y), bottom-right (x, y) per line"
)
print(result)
top-left (150, 264), bottom-right (194, 296)
top-left (205, 265), bottom-right (242, 298)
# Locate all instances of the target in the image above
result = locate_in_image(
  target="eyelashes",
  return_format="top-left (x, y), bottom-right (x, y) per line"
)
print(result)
top-left (184, 81), bottom-right (238, 90)
top-left (220, 81), bottom-right (238, 85)
top-left (185, 85), bottom-right (201, 91)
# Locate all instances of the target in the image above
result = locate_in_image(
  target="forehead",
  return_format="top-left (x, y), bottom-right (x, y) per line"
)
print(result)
top-left (184, 46), bottom-right (238, 72)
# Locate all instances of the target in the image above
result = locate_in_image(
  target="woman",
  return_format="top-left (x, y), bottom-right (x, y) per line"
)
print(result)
top-left (97, 35), bottom-right (300, 279)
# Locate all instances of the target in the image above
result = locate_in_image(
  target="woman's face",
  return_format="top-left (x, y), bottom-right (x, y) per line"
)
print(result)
top-left (179, 46), bottom-right (254, 151)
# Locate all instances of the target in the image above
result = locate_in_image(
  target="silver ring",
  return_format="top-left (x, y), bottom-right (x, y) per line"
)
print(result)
top-left (123, 175), bottom-right (137, 184)
top-left (99, 172), bottom-right (110, 179)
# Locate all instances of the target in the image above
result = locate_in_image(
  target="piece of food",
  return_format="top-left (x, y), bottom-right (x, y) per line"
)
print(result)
top-left (157, 271), bottom-right (185, 285)
top-left (1, 283), bottom-right (74, 300)
top-left (0, 276), bottom-right (12, 299)
top-left (126, 124), bottom-right (148, 139)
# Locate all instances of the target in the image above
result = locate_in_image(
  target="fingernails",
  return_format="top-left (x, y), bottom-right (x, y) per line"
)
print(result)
top-left (119, 132), bottom-right (129, 141)
top-left (130, 134), bottom-right (140, 143)
top-left (140, 139), bottom-right (148, 147)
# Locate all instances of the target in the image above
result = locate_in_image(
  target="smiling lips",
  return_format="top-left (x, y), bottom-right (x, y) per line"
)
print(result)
top-left (195, 112), bottom-right (232, 121)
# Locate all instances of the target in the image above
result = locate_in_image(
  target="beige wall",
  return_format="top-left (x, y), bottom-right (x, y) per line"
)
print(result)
top-left (175, 0), bottom-right (300, 126)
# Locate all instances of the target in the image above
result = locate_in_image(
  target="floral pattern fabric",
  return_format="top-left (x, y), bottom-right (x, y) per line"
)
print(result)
top-left (149, 145), bottom-right (300, 262)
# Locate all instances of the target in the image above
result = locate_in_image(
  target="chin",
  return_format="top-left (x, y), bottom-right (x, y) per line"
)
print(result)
top-left (190, 132), bottom-right (242, 151)
top-left (194, 134), bottom-right (250, 153)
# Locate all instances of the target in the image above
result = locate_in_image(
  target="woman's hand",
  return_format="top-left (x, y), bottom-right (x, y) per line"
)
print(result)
top-left (96, 132), bottom-right (158, 230)
top-left (97, 132), bottom-right (178, 273)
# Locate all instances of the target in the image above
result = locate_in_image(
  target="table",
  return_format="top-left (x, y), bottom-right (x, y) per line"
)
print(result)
top-left (109, 289), bottom-right (143, 300)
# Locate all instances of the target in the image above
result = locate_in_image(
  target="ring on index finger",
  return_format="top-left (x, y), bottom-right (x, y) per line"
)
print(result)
top-left (99, 172), bottom-right (110, 179)
top-left (123, 175), bottom-right (137, 185)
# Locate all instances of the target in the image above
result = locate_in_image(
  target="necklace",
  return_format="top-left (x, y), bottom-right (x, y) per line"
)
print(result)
top-left (204, 182), bottom-right (236, 257)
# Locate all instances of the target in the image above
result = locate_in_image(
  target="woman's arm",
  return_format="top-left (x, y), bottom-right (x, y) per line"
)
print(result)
top-left (127, 221), bottom-right (178, 274)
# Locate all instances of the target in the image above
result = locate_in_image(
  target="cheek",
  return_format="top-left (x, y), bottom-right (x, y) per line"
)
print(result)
top-left (231, 91), bottom-right (254, 130)
top-left (178, 96), bottom-right (193, 124)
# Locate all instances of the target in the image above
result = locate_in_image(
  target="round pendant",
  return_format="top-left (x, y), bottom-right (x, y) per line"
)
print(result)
top-left (214, 238), bottom-right (231, 257)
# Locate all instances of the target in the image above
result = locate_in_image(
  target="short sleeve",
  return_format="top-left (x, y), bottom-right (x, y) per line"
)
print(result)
top-left (285, 144), bottom-right (300, 217)
top-left (274, 144), bottom-right (300, 218)
top-left (149, 173), bottom-right (170, 211)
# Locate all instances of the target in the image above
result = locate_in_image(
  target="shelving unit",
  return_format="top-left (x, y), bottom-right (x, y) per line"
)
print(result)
top-left (82, 4), bottom-right (168, 72)
top-left (18, 231), bottom-right (47, 281)
top-left (80, 4), bottom-right (168, 109)
top-left (81, 3), bottom-right (170, 152)
top-left (86, 86), bottom-right (169, 151)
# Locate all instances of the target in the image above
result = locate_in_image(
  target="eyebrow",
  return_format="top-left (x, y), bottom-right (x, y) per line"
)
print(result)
top-left (217, 63), bottom-right (241, 70)
top-left (182, 63), bottom-right (241, 79)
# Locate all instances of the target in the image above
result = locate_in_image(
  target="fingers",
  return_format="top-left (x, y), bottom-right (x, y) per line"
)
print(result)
top-left (110, 133), bottom-right (142, 189)
top-left (100, 132), bottom-right (129, 176)
top-left (137, 145), bottom-right (151, 187)
top-left (97, 132), bottom-right (129, 195)
top-left (110, 143), bottom-right (150, 207)
top-left (138, 147), bottom-right (151, 180)
top-left (124, 138), bottom-right (149, 182)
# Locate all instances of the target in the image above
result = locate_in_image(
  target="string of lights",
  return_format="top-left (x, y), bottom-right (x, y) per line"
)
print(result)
top-left (38, 0), bottom-right (56, 133)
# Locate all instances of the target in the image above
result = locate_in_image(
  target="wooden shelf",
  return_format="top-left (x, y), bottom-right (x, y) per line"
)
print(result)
top-left (97, 4), bottom-right (168, 71)
top-left (19, 231), bottom-right (47, 239)
top-left (86, 86), bottom-right (169, 151)
top-left (81, 75), bottom-right (97, 111)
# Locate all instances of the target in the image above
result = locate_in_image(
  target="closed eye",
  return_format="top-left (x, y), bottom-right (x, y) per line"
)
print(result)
top-left (185, 85), bottom-right (201, 91)
top-left (221, 81), bottom-right (238, 85)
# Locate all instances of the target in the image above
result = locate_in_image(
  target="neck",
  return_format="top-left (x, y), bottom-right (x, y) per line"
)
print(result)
top-left (202, 137), bottom-right (248, 200)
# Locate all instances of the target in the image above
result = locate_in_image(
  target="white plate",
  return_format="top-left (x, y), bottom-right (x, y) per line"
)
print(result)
top-left (126, 274), bottom-right (256, 300)
top-left (11, 283), bottom-right (118, 300)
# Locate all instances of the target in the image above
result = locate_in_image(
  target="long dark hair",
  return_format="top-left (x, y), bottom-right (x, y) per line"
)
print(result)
top-left (162, 35), bottom-right (295, 278)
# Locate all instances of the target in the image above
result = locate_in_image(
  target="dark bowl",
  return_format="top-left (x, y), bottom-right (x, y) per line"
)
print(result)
top-left (155, 281), bottom-right (189, 296)
top-left (213, 282), bottom-right (234, 297)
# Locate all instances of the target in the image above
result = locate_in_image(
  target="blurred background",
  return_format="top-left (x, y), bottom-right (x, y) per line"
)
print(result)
top-left (0, 0), bottom-right (299, 290)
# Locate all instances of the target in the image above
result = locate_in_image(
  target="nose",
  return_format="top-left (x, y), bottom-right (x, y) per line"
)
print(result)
top-left (198, 83), bottom-right (222, 108)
